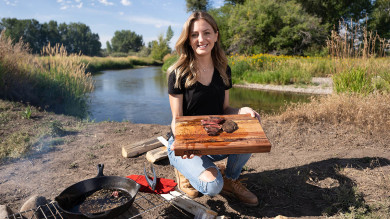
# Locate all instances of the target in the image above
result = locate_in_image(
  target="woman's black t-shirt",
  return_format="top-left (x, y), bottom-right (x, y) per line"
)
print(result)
top-left (168, 66), bottom-right (232, 116)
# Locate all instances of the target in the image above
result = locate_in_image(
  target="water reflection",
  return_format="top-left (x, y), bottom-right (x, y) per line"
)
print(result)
top-left (88, 67), bottom-right (171, 125)
top-left (230, 87), bottom-right (311, 115)
top-left (88, 67), bottom-right (312, 125)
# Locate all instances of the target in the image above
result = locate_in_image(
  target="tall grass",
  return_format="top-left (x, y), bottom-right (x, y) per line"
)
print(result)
top-left (0, 32), bottom-right (94, 117)
top-left (229, 54), bottom-right (332, 85)
top-left (276, 93), bottom-right (390, 132)
top-left (326, 20), bottom-right (390, 94)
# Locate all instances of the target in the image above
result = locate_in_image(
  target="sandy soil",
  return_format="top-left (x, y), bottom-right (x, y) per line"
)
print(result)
top-left (0, 83), bottom-right (389, 218)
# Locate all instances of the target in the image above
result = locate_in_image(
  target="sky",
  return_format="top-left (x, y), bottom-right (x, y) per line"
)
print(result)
top-left (0, 0), bottom-right (224, 49)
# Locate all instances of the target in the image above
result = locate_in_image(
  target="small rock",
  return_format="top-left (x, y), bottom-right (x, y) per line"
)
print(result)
top-left (0, 205), bottom-right (13, 218)
top-left (20, 195), bottom-right (48, 219)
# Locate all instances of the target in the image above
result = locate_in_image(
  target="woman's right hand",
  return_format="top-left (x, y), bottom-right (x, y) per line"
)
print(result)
top-left (171, 141), bottom-right (198, 159)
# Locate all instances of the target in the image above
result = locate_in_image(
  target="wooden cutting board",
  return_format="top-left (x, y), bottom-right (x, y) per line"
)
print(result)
top-left (174, 114), bottom-right (271, 156)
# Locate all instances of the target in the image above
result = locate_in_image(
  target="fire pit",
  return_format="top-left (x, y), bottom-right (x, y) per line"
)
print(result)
top-left (5, 193), bottom-right (188, 219)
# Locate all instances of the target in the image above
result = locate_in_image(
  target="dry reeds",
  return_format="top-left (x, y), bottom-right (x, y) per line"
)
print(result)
top-left (326, 19), bottom-right (390, 59)
top-left (276, 93), bottom-right (390, 132)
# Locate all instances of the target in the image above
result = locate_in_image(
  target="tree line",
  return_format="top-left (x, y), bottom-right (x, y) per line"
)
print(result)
top-left (188, 0), bottom-right (390, 55)
top-left (0, 18), bottom-right (101, 56)
top-left (1, 0), bottom-right (389, 57)
top-left (0, 17), bottom-right (173, 60)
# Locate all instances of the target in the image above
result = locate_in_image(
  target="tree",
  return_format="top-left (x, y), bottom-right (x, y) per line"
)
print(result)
top-left (224, 0), bottom-right (245, 5)
top-left (209, 4), bottom-right (234, 51)
top-left (41, 20), bottom-right (60, 46)
top-left (294, 0), bottom-right (373, 31)
top-left (150, 26), bottom-right (174, 60)
top-left (111, 30), bottom-right (143, 53)
top-left (0, 18), bottom-right (43, 53)
top-left (59, 22), bottom-right (101, 56)
top-left (186, 0), bottom-right (211, 12)
top-left (166, 26), bottom-right (174, 42)
top-left (106, 41), bottom-right (112, 53)
top-left (226, 0), bottom-right (326, 55)
top-left (369, 0), bottom-right (390, 39)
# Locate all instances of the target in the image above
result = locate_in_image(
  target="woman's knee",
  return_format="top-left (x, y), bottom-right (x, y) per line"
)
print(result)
top-left (199, 167), bottom-right (223, 196)
top-left (199, 167), bottom-right (218, 182)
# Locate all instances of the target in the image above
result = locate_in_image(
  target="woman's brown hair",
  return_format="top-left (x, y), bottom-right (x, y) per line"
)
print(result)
top-left (167, 11), bottom-right (229, 89)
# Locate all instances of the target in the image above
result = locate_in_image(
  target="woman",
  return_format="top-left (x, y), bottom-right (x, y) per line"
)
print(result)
top-left (167, 11), bottom-right (260, 207)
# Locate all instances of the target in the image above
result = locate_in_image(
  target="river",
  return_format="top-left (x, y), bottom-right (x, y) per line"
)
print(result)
top-left (87, 66), bottom-right (311, 125)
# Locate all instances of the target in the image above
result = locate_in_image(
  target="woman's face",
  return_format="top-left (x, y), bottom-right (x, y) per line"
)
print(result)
top-left (189, 19), bottom-right (218, 58)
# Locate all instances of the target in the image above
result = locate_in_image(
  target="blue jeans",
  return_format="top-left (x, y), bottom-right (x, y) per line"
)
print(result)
top-left (167, 136), bottom-right (251, 196)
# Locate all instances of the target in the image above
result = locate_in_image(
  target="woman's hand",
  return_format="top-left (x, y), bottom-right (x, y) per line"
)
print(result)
top-left (170, 141), bottom-right (199, 159)
top-left (238, 107), bottom-right (261, 123)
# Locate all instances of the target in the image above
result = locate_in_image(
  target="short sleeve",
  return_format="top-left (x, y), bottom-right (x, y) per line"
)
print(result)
top-left (168, 71), bottom-right (183, 94)
top-left (225, 65), bottom-right (233, 90)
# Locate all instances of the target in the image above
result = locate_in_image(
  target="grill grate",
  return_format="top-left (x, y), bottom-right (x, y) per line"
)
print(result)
top-left (6, 193), bottom-right (189, 219)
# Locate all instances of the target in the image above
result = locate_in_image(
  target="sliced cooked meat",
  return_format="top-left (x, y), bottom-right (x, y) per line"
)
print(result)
top-left (222, 120), bottom-right (238, 133)
top-left (209, 117), bottom-right (225, 124)
top-left (201, 120), bottom-right (218, 125)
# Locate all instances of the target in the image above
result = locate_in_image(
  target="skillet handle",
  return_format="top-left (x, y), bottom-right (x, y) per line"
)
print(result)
top-left (96, 164), bottom-right (104, 177)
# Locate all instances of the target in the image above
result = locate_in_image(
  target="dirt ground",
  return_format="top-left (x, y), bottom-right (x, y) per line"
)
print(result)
top-left (0, 100), bottom-right (389, 219)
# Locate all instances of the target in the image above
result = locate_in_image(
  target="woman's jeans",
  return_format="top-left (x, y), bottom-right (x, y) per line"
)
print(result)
top-left (167, 136), bottom-right (251, 196)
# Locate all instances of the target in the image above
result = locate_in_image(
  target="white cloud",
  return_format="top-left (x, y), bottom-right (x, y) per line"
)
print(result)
top-left (98, 0), bottom-right (113, 6)
top-left (60, 5), bottom-right (68, 10)
top-left (120, 0), bottom-right (131, 6)
top-left (75, 0), bottom-right (81, 2)
top-left (125, 16), bottom-right (179, 28)
top-left (76, 2), bottom-right (83, 8)
top-left (119, 11), bottom-right (124, 16)
top-left (4, 0), bottom-right (17, 6)
top-left (57, 0), bottom-right (63, 2)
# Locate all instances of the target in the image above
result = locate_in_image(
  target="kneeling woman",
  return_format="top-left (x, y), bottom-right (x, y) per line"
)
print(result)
top-left (167, 11), bottom-right (261, 207)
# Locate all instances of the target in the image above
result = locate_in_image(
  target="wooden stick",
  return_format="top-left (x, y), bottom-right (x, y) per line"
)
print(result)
top-left (161, 191), bottom-right (218, 217)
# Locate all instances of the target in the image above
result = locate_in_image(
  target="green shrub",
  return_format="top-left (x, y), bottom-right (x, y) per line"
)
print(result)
top-left (162, 54), bottom-right (178, 72)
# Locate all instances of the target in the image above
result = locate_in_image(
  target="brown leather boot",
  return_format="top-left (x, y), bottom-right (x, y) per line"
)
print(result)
top-left (216, 163), bottom-right (226, 176)
top-left (222, 177), bottom-right (259, 207)
top-left (174, 168), bottom-right (198, 199)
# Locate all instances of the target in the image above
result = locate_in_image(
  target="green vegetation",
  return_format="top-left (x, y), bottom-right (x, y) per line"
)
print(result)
top-left (79, 55), bottom-right (161, 73)
top-left (109, 30), bottom-right (144, 53)
top-left (161, 54), bottom-right (179, 72)
top-left (0, 32), bottom-right (93, 117)
top-left (150, 26), bottom-right (174, 61)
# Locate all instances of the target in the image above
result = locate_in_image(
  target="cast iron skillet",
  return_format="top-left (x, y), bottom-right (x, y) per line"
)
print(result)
top-left (55, 164), bottom-right (141, 219)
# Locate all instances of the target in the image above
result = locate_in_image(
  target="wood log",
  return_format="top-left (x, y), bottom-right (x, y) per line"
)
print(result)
top-left (161, 191), bottom-right (218, 217)
top-left (122, 137), bottom-right (163, 158)
top-left (146, 146), bottom-right (167, 163)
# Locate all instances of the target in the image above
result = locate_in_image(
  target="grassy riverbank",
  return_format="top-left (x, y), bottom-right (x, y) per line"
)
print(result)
top-left (0, 33), bottom-right (161, 117)
top-left (162, 54), bottom-right (390, 94)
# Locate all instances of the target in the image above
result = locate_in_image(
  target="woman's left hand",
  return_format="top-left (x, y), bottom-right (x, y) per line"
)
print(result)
top-left (238, 107), bottom-right (261, 123)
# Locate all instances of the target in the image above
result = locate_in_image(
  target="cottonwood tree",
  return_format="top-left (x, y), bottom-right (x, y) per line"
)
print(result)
top-left (369, 0), bottom-right (390, 39)
top-left (111, 30), bottom-right (144, 53)
top-left (150, 26), bottom-right (174, 60)
top-left (226, 0), bottom-right (326, 55)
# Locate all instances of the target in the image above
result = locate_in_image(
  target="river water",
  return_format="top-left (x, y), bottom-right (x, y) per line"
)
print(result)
top-left (87, 66), bottom-right (311, 125)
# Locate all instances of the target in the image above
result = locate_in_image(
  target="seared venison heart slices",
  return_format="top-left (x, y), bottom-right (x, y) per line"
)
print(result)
top-left (201, 117), bottom-right (238, 136)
